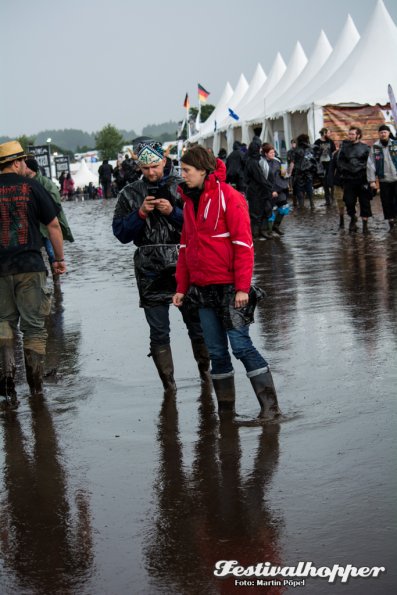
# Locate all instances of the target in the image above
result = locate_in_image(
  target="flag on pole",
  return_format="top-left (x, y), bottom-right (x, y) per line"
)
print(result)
top-left (198, 84), bottom-right (210, 103)
top-left (228, 108), bottom-right (239, 121)
top-left (183, 93), bottom-right (190, 109)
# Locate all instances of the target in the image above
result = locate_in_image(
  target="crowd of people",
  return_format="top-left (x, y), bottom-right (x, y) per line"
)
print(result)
top-left (1, 122), bottom-right (396, 417)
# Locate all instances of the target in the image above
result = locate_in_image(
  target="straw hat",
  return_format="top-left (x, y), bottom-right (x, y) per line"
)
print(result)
top-left (0, 140), bottom-right (27, 165)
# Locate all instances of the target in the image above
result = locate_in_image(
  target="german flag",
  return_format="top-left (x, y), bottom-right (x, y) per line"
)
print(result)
top-left (183, 93), bottom-right (190, 109)
top-left (198, 84), bottom-right (210, 103)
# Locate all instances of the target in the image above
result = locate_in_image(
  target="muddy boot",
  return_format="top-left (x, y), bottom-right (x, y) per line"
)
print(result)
top-left (212, 373), bottom-right (235, 413)
top-left (0, 340), bottom-right (19, 409)
top-left (272, 214), bottom-right (285, 236)
top-left (349, 215), bottom-right (358, 232)
top-left (249, 369), bottom-right (282, 421)
top-left (389, 219), bottom-right (395, 232)
top-left (151, 344), bottom-right (177, 397)
top-left (24, 349), bottom-right (45, 398)
top-left (362, 219), bottom-right (369, 234)
top-left (339, 214), bottom-right (345, 229)
top-left (191, 339), bottom-right (211, 385)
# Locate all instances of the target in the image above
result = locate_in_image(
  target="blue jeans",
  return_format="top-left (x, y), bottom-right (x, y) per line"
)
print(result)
top-left (144, 303), bottom-right (203, 349)
top-left (198, 307), bottom-right (268, 377)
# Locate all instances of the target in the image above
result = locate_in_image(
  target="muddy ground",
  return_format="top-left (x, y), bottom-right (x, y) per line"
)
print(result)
top-left (0, 196), bottom-right (396, 595)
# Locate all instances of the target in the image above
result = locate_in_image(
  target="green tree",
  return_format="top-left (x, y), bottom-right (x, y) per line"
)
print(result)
top-left (17, 135), bottom-right (35, 152)
top-left (189, 104), bottom-right (215, 123)
top-left (95, 124), bottom-right (124, 160)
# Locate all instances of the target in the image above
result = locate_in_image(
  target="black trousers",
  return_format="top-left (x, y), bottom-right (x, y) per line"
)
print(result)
top-left (144, 303), bottom-right (203, 349)
top-left (379, 181), bottom-right (397, 220)
top-left (343, 181), bottom-right (372, 218)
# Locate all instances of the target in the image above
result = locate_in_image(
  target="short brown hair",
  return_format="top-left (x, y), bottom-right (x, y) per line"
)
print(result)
top-left (349, 125), bottom-right (362, 139)
top-left (180, 145), bottom-right (217, 172)
top-left (262, 143), bottom-right (274, 154)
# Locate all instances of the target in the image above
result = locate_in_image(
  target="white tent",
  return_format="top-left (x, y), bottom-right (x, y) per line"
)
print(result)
top-left (268, 31), bottom-right (333, 119)
top-left (288, 14), bottom-right (360, 113)
top-left (72, 159), bottom-right (98, 188)
top-left (232, 63), bottom-right (267, 118)
top-left (248, 41), bottom-right (308, 124)
top-left (310, 0), bottom-right (397, 108)
top-left (214, 74), bottom-right (249, 153)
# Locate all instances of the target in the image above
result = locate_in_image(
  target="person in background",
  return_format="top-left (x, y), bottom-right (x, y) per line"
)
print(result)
top-left (0, 141), bottom-right (66, 408)
top-left (98, 159), bottom-right (114, 198)
top-left (25, 157), bottom-right (74, 279)
top-left (367, 124), bottom-right (397, 232)
top-left (62, 172), bottom-right (75, 200)
top-left (337, 126), bottom-right (371, 233)
top-left (261, 143), bottom-right (290, 236)
top-left (112, 141), bottom-right (209, 396)
top-left (288, 133), bottom-right (317, 210)
top-left (226, 141), bottom-right (246, 192)
top-left (328, 148), bottom-right (345, 229)
top-left (314, 128), bottom-right (336, 206)
top-left (244, 141), bottom-right (273, 238)
top-left (173, 145), bottom-right (281, 420)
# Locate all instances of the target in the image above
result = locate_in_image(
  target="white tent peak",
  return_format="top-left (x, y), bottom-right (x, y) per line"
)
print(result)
top-left (217, 74), bottom-right (249, 130)
top-left (255, 41), bottom-right (308, 119)
top-left (237, 63), bottom-right (267, 110)
top-left (72, 159), bottom-right (98, 188)
top-left (289, 13), bottom-right (360, 112)
top-left (313, 0), bottom-right (397, 107)
top-left (239, 53), bottom-right (287, 123)
top-left (268, 30), bottom-right (333, 117)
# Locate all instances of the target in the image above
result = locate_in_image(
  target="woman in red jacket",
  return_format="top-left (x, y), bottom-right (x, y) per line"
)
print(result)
top-left (173, 145), bottom-right (281, 420)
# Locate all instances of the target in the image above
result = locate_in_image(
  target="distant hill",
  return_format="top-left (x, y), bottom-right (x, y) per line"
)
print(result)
top-left (142, 121), bottom-right (178, 140)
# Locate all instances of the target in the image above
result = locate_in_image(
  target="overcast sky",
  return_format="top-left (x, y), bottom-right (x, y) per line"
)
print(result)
top-left (1, 0), bottom-right (396, 137)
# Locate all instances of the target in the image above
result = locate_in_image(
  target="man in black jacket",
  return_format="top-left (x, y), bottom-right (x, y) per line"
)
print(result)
top-left (112, 141), bottom-right (209, 395)
top-left (337, 126), bottom-right (371, 233)
top-left (226, 141), bottom-right (246, 192)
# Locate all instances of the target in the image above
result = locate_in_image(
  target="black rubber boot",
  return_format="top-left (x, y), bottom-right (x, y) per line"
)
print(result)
top-left (389, 220), bottom-right (395, 232)
top-left (339, 214), bottom-right (345, 229)
top-left (249, 369), bottom-right (282, 421)
top-left (272, 214), bottom-right (285, 236)
top-left (212, 374), bottom-right (235, 413)
top-left (151, 344), bottom-right (177, 396)
top-left (0, 340), bottom-right (18, 409)
top-left (191, 339), bottom-right (211, 384)
top-left (349, 215), bottom-right (358, 232)
top-left (362, 219), bottom-right (369, 234)
top-left (260, 219), bottom-right (274, 240)
top-left (24, 349), bottom-right (45, 398)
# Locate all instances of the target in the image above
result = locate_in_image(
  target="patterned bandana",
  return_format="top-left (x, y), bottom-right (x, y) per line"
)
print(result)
top-left (137, 141), bottom-right (164, 165)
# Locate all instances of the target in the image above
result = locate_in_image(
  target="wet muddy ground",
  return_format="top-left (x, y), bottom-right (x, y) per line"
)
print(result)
top-left (1, 196), bottom-right (396, 594)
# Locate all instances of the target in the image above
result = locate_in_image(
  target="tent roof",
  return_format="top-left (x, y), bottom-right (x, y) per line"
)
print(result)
top-left (238, 52), bottom-right (287, 123)
top-left (232, 63), bottom-right (267, 117)
top-left (309, 0), bottom-right (397, 108)
top-left (72, 159), bottom-right (98, 188)
top-left (247, 41), bottom-right (308, 123)
top-left (217, 73), bottom-right (249, 130)
top-left (268, 30), bottom-right (333, 118)
top-left (289, 15), bottom-right (360, 112)
top-left (194, 81), bottom-right (234, 139)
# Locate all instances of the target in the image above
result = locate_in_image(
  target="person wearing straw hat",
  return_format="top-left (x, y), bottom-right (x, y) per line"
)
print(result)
top-left (0, 140), bottom-right (66, 409)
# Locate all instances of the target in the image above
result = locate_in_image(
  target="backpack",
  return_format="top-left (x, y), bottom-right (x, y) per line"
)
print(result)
top-left (299, 146), bottom-right (317, 173)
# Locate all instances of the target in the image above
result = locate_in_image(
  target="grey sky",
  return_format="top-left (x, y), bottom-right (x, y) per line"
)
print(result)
top-left (2, 0), bottom-right (396, 137)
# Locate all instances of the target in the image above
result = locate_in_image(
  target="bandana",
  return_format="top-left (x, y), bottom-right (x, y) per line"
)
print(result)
top-left (137, 141), bottom-right (164, 165)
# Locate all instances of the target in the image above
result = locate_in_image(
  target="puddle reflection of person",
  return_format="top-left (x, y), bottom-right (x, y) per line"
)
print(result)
top-left (0, 400), bottom-right (93, 593)
top-left (145, 391), bottom-right (284, 595)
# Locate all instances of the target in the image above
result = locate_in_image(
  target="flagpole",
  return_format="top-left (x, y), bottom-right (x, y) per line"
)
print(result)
top-left (186, 104), bottom-right (190, 140)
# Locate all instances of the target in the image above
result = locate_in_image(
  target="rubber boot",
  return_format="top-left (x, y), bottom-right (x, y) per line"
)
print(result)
top-left (349, 215), bottom-right (358, 232)
top-left (191, 339), bottom-right (211, 385)
top-left (309, 195), bottom-right (315, 210)
top-left (249, 369), bottom-right (282, 421)
top-left (24, 349), bottom-right (45, 398)
top-left (151, 344), bottom-right (177, 397)
top-left (389, 219), bottom-right (395, 232)
top-left (0, 340), bottom-right (18, 409)
top-left (339, 214), bottom-right (345, 229)
top-left (260, 219), bottom-right (274, 240)
top-left (212, 373), bottom-right (235, 413)
top-left (362, 219), bottom-right (369, 234)
top-left (272, 214), bottom-right (285, 236)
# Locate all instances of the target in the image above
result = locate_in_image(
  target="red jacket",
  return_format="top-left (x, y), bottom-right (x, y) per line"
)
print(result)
top-left (176, 161), bottom-right (254, 294)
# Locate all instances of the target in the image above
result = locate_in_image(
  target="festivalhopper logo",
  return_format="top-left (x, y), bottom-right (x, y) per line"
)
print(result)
top-left (213, 560), bottom-right (386, 586)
